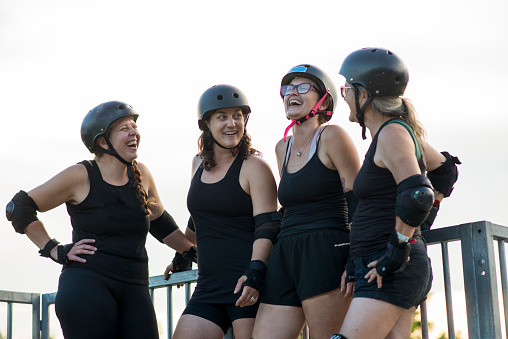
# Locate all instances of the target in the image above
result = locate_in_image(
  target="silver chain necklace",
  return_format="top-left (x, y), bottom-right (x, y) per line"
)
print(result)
top-left (293, 126), bottom-right (319, 157)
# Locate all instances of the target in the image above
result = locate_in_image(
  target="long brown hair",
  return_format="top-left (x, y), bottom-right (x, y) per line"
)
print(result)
top-left (197, 109), bottom-right (260, 171)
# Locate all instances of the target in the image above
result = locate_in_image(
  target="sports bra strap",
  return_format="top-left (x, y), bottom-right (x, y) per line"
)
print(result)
top-left (384, 119), bottom-right (422, 161)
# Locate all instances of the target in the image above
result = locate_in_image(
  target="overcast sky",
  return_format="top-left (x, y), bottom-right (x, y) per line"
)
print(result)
top-left (1, 0), bottom-right (507, 337)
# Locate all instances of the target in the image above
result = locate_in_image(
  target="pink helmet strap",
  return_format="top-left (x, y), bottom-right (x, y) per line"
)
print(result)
top-left (283, 93), bottom-right (331, 141)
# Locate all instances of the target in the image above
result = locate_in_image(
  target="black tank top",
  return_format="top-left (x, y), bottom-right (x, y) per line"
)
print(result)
top-left (65, 160), bottom-right (150, 285)
top-left (351, 119), bottom-right (426, 259)
top-left (278, 127), bottom-right (349, 237)
top-left (187, 155), bottom-right (254, 303)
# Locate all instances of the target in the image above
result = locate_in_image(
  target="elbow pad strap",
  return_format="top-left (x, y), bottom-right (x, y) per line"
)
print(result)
top-left (427, 151), bottom-right (461, 197)
top-left (149, 210), bottom-right (179, 243)
top-left (254, 212), bottom-right (282, 244)
top-left (6, 190), bottom-right (40, 234)
top-left (396, 175), bottom-right (435, 227)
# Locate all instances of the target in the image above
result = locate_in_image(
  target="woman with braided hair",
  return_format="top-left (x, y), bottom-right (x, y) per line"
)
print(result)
top-left (5, 101), bottom-right (196, 339)
top-left (169, 85), bottom-right (279, 339)
top-left (330, 48), bottom-right (460, 339)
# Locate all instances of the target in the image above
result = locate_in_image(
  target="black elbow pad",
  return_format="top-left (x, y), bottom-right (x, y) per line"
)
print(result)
top-left (395, 175), bottom-right (435, 227)
top-left (149, 210), bottom-right (179, 243)
top-left (254, 212), bottom-right (282, 244)
top-left (6, 190), bottom-right (40, 234)
top-left (427, 151), bottom-right (461, 197)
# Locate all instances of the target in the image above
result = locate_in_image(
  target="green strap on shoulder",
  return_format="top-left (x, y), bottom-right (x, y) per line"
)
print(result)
top-left (385, 119), bottom-right (422, 161)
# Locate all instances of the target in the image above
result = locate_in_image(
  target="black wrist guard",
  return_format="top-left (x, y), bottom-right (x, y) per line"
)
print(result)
top-left (421, 202), bottom-right (440, 231)
top-left (375, 231), bottom-right (411, 277)
top-left (171, 246), bottom-right (197, 272)
top-left (242, 260), bottom-right (266, 293)
top-left (345, 257), bottom-right (355, 283)
top-left (39, 239), bottom-right (72, 265)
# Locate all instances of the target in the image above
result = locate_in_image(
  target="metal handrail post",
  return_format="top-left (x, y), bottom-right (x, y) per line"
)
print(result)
top-left (441, 241), bottom-right (455, 339)
top-left (497, 240), bottom-right (508, 337)
top-left (461, 221), bottom-right (502, 338)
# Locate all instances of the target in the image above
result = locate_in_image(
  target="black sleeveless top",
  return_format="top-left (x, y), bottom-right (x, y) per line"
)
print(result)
top-left (187, 155), bottom-right (254, 303)
top-left (351, 119), bottom-right (426, 259)
top-left (278, 127), bottom-right (349, 237)
top-left (65, 160), bottom-right (151, 285)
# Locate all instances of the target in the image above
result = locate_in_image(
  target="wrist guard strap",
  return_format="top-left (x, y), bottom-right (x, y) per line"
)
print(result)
top-left (375, 231), bottom-right (411, 277)
top-left (345, 256), bottom-right (355, 283)
top-left (171, 246), bottom-right (197, 272)
top-left (39, 239), bottom-right (71, 265)
top-left (242, 260), bottom-right (266, 292)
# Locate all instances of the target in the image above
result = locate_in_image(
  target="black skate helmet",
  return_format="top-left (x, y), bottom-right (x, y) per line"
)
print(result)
top-left (197, 84), bottom-right (251, 131)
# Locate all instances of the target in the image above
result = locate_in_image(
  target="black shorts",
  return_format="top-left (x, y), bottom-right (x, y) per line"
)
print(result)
top-left (261, 229), bottom-right (349, 306)
top-left (182, 299), bottom-right (259, 334)
top-left (353, 237), bottom-right (433, 309)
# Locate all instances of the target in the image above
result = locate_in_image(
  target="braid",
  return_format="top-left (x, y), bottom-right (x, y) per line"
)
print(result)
top-left (131, 160), bottom-right (151, 215)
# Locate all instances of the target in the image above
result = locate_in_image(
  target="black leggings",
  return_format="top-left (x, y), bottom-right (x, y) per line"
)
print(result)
top-left (55, 267), bottom-right (159, 339)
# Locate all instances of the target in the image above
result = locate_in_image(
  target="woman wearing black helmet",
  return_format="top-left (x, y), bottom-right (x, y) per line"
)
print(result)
top-left (252, 65), bottom-right (361, 339)
top-left (5, 101), bottom-right (196, 339)
top-left (331, 48), bottom-right (460, 339)
top-left (169, 85), bottom-right (279, 339)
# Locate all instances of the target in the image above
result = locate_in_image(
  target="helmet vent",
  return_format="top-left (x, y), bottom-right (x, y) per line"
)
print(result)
top-left (118, 104), bottom-right (125, 109)
top-left (371, 49), bottom-right (377, 53)
top-left (395, 76), bottom-right (401, 83)
top-left (233, 93), bottom-right (239, 98)
top-left (217, 95), bottom-right (224, 100)
top-left (387, 51), bottom-right (393, 55)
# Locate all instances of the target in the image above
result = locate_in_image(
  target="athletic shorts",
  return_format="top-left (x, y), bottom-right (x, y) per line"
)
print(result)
top-left (182, 298), bottom-right (259, 334)
top-left (352, 236), bottom-right (433, 309)
top-left (261, 229), bottom-right (349, 306)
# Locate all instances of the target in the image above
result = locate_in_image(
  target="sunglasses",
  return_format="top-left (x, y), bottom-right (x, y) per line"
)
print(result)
top-left (280, 83), bottom-right (315, 96)
top-left (340, 86), bottom-right (353, 98)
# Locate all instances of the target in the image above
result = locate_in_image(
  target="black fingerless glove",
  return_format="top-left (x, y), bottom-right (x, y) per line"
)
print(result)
top-left (171, 246), bottom-right (197, 272)
top-left (39, 239), bottom-right (73, 265)
top-left (375, 231), bottom-right (411, 277)
top-left (345, 256), bottom-right (356, 283)
top-left (242, 260), bottom-right (266, 293)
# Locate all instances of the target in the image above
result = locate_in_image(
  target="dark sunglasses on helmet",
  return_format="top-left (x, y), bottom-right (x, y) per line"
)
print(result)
top-left (280, 83), bottom-right (315, 96)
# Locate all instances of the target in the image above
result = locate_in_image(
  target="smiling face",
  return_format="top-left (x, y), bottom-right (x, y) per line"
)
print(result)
top-left (105, 117), bottom-right (140, 162)
top-left (206, 106), bottom-right (245, 149)
top-left (283, 78), bottom-right (320, 120)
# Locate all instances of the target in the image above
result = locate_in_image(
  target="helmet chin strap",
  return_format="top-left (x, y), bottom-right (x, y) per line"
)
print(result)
top-left (209, 115), bottom-right (249, 158)
top-left (209, 130), bottom-right (246, 158)
top-left (98, 138), bottom-right (135, 187)
top-left (283, 93), bottom-right (331, 142)
top-left (354, 87), bottom-right (374, 140)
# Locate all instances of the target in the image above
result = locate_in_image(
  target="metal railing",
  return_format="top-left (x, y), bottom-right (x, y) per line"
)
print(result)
top-left (420, 220), bottom-right (508, 339)
top-left (1, 220), bottom-right (507, 339)
top-left (0, 290), bottom-right (40, 339)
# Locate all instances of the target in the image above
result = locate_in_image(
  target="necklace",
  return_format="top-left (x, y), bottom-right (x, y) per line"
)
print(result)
top-left (293, 126), bottom-right (319, 157)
